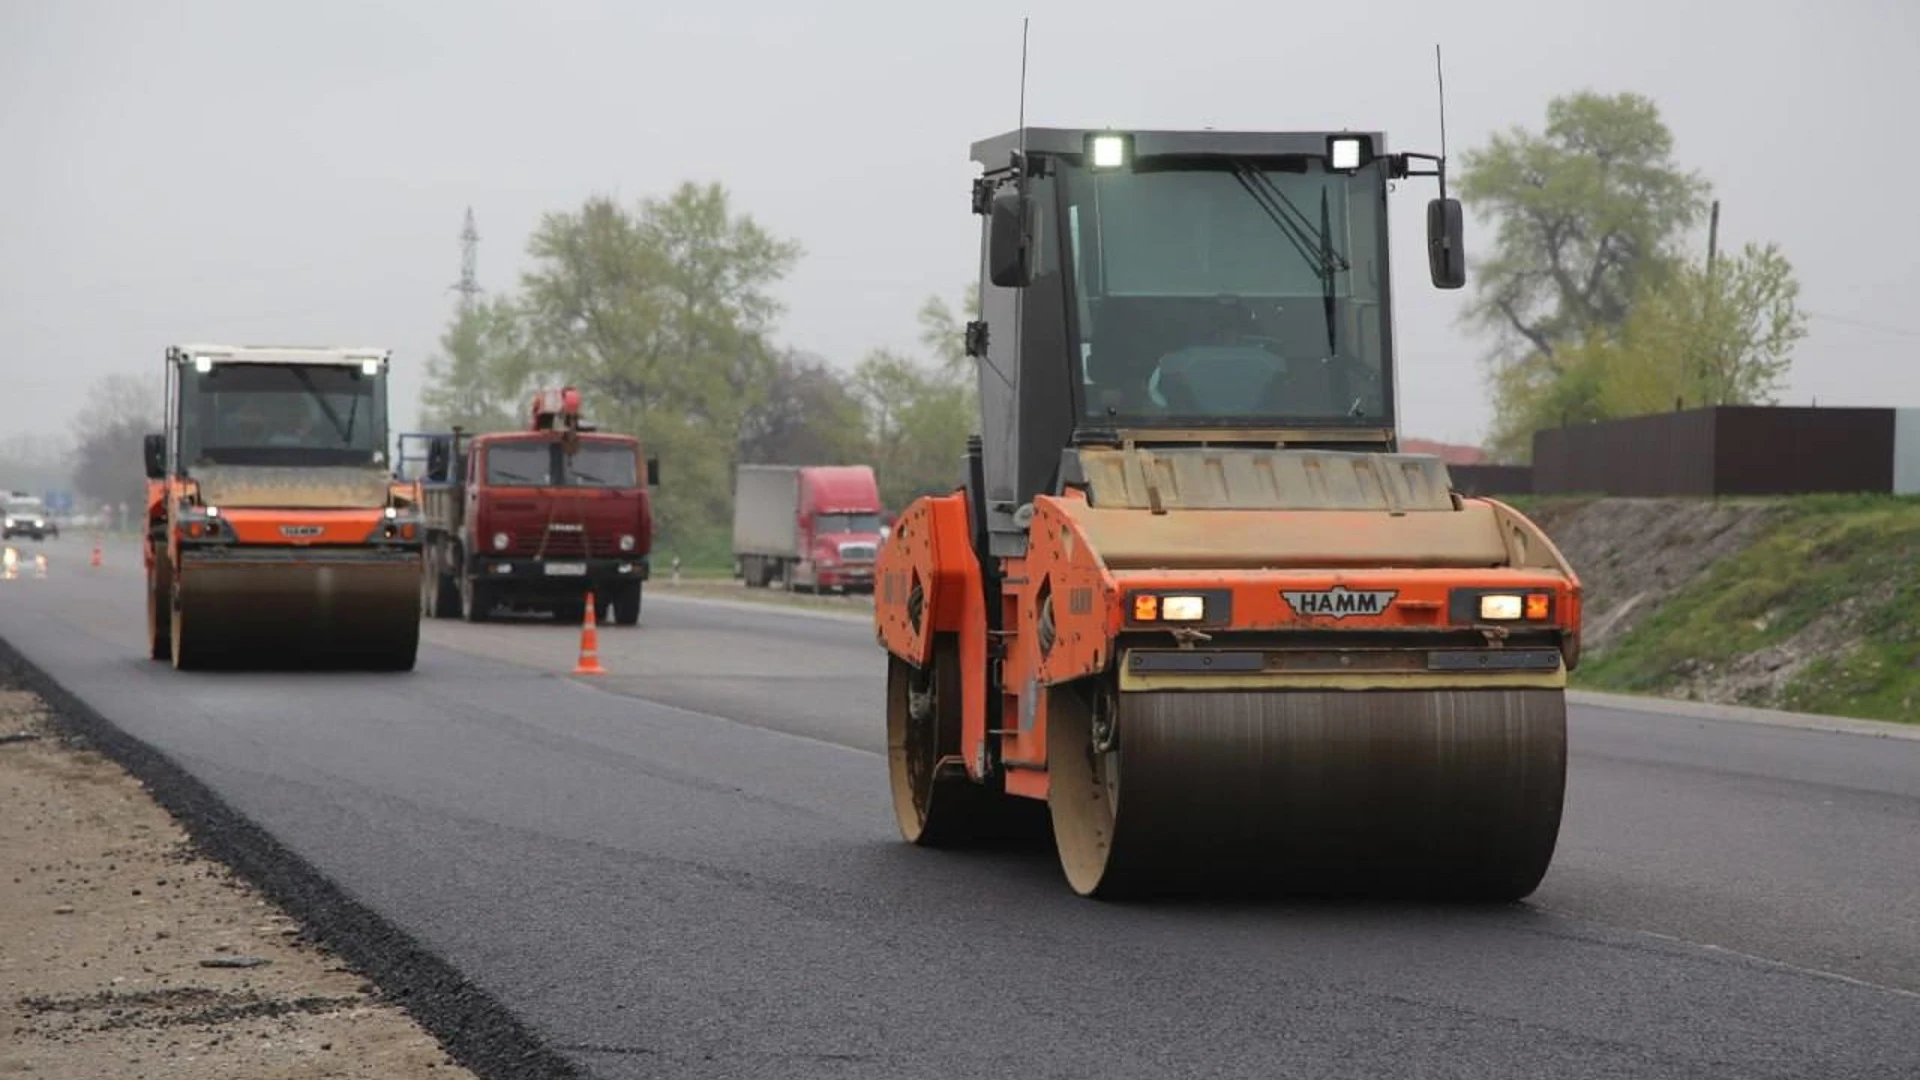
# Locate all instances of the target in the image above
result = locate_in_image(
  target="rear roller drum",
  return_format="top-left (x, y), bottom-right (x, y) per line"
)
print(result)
top-left (888, 641), bottom-right (1048, 848)
top-left (147, 557), bottom-right (172, 662)
top-left (1046, 681), bottom-right (1568, 901)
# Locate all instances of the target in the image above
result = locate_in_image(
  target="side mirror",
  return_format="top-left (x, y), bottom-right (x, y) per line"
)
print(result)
top-left (646, 456), bottom-right (660, 486)
top-left (1426, 197), bottom-right (1466, 289)
top-left (426, 440), bottom-right (450, 482)
top-left (142, 433), bottom-right (165, 480)
top-left (988, 187), bottom-right (1032, 288)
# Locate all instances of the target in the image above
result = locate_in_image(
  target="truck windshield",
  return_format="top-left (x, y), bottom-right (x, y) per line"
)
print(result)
top-left (564, 443), bottom-right (639, 487)
top-left (482, 441), bottom-right (640, 487)
top-left (183, 364), bottom-right (384, 467)
top-left (816, 512), bottom-right (881, 534)
top-left (1059, 156), bottom-right (1390, 427)
top-left (484, 443), bottom-right (553, 485)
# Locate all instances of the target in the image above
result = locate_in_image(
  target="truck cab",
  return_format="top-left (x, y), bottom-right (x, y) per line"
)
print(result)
top-left (732, 464), bottom-right (883, 593)
top-left (402, 387), bottom-right (659, 626)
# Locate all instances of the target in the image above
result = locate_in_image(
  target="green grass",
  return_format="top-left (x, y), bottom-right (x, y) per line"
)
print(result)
top-left (1572, 494), bottom-right (1920, 723)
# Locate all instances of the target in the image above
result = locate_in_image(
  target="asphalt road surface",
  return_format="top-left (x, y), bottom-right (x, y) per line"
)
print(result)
top-left (3, 535), bottom-right (1918, 1079)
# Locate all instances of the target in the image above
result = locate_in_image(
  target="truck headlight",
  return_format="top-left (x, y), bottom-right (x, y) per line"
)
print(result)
top-left (619, 534), bottom-right (635, 551)
top-left (492, 532), bottom-right (509, 550)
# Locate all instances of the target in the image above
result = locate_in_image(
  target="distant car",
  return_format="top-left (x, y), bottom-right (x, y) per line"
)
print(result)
top-left (2, 500), bottom-right (49, 541)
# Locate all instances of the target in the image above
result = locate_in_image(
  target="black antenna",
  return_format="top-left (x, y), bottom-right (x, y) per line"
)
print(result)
top-left (1018, 18), bottom-right (1029, 138)
top-left (1014, 18), bottom-right (1032, 270)
top-left (1434, 44), bottom-right (1451, 199)
top-left (1015, 17), bottom-right (1031, 182)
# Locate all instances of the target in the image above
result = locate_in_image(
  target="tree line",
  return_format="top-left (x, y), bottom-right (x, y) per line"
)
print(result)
top-left (415, 182), bottom-right (978, 567)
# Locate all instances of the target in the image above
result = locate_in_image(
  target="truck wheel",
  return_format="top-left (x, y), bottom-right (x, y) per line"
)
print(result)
top-left (612, 582), bottom-right (642, 626)
top-left (422, 550), bottom-right (460, 619)
top-left (460, 576), bottom-right (493, 622)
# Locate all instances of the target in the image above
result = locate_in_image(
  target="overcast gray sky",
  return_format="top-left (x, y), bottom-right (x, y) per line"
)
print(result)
top-left (5, 0), bottom-right (1915, 452)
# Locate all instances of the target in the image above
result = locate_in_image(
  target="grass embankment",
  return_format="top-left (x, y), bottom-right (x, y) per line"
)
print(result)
top-left (1510, 494), bottom-right (1920, 723)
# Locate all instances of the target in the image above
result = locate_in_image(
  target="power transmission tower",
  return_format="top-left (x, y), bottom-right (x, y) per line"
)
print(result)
top-left (453, 207), bottom-right (482, 313)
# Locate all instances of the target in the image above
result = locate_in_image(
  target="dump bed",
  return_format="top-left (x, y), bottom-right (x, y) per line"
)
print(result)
top-left (733, 466), bottom-right (803, 557)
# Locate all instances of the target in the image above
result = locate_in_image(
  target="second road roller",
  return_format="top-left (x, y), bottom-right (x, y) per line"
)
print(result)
top-left (874, 124), bottom-right (1584, 900)
top-left (142, 343), bottom-right (425, 671)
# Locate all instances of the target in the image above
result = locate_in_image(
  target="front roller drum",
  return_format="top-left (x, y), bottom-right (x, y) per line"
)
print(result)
top-left (1048, 685), bottom-right (1568, 901)
top-left (887, 643), bottom-right (1048, 848)
top-left (171, 558), bottom-right (422, 671)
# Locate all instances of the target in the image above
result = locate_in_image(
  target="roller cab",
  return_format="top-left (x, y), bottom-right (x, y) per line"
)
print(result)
top-left (875, 125), bottom-right (1583, 900)
top-left (143, 344), bottom-right (424, 671)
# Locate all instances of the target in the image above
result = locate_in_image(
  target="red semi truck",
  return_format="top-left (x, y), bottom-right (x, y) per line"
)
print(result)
top-left (731, 464), bottom-right (883, 593)
top-left (398, 388), bottom-right (658, 625)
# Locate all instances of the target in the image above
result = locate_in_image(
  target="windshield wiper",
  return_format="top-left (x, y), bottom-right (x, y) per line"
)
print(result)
top-left (1227, 160), bottom-right (1349, 279)
top-left (492, 470), bottom-right (545, 484)
top-left (291, 368), bottom-right (352, 442)
top-left (1320, 186), bottom-right (1337, 357)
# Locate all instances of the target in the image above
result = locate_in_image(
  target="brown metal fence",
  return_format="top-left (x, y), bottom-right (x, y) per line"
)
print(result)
top-left (1530, 406), bottom-right (1894, 496)
top-left (1449, 464), bottom-right (1534, 496)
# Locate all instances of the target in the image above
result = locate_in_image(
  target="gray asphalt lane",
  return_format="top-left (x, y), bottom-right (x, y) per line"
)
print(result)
top-left (5, 535), bottom-right (1919, 1079)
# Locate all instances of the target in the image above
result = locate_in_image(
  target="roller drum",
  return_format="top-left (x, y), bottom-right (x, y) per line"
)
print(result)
top-left (1049, 686), bottom-right (1567, 901)
top-left (172, 555), bottom-right (421, 670)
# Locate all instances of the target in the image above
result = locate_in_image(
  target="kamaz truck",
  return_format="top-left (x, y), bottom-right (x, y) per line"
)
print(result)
top-left (399, 387), bottom-right (658, 626)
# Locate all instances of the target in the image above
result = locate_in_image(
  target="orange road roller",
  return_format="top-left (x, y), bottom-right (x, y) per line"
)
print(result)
top-left (875, 125), bottom-right (1582, 900)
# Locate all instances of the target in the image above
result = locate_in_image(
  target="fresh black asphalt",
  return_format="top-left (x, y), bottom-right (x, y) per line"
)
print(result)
top-left (3, 535), bottom-right (1916, 1079)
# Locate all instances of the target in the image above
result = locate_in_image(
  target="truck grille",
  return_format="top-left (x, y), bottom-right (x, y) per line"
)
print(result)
top-left (837, 542), bottom-right (877, 562)
top-left (519, 533), bottom-right (599, 557)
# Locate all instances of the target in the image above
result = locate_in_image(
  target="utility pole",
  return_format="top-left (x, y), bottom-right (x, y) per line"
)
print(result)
top-left (453, 207), bottom-right (482, 314)
top-left (1701, 199), bottom-right (1722, 404)
top-left (1705, 200), bottom-right (1721, 281)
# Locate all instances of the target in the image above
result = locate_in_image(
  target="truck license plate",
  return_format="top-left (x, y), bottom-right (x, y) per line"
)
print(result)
top-left (543, 562), bottom-right (587, 576)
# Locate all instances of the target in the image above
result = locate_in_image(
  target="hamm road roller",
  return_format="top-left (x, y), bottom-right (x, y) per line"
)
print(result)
top-left (142, 343), bottom-right (425, 670)
top-left (874, 126), bottom-right (1583, 900)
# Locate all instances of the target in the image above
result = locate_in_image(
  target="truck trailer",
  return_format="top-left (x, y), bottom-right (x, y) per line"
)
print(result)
top-left (732, 464), bottom-right (884, 593)
top-left (399, 387), bottom-right (658, 625)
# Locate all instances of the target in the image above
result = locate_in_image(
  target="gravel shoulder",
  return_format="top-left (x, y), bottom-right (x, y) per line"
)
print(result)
top-left (0, 683), bottom-right (479, 1080)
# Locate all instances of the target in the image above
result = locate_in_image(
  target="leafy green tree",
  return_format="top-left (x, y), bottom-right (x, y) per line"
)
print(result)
top-left (915, 283), bottom-right (980, 374)
top-left (1488, 241), bottom-right (1808, 456)
top-left (514, 183), bottom-right (802, 548)
top-left (852, 284), bottom-right (981, 509)
top-left (737, 349), bottom-right (869, 467)
top-left (1459, 90), bottom-right (1806, 460)
top-left (1458, 90), bottom-right (1713, 366)
top-left (418, 295), bottom-right (537, 432)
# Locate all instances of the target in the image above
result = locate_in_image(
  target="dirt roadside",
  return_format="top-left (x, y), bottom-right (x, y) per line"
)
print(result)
top-left (0, 683), bottom-right (480, 1080)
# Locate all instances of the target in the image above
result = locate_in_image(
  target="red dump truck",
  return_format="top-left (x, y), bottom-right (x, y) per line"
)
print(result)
top-left (397, 388), bottom-right (658, 625)
top-left (731, 464), bottom-right (883, 593)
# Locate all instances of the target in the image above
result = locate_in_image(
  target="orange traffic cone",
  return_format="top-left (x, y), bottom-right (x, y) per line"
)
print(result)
top-left (90, 536), bottom-right (102, 568)
top-left (572, 590), bottom-right (605, 675)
